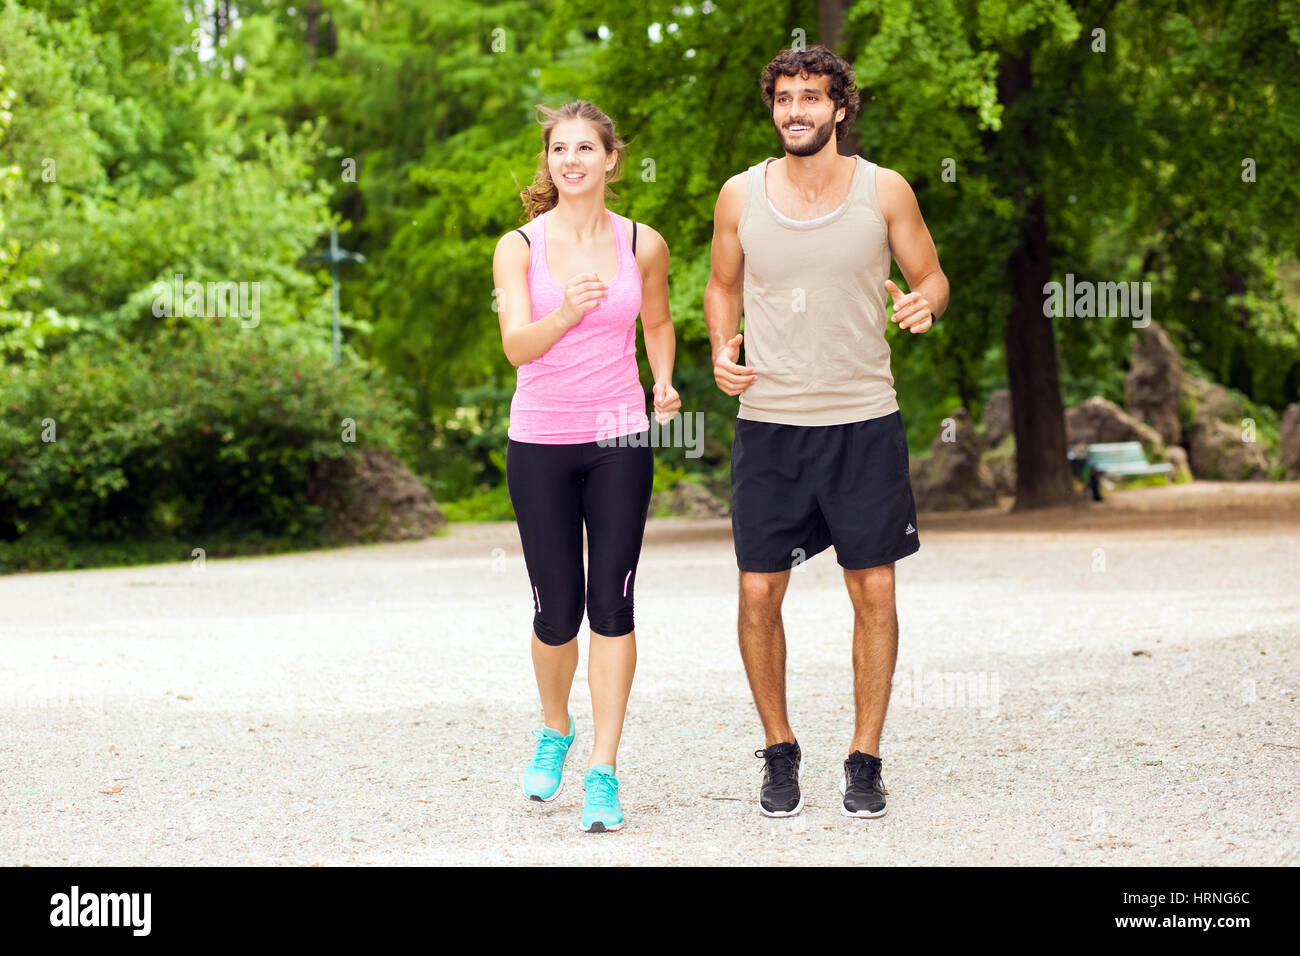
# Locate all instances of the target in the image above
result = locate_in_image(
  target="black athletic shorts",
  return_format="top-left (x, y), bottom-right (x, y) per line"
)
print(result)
top-left (730, 410), bottom-right (920, 572)
top-left (506, 434), bottom-right (654, 645)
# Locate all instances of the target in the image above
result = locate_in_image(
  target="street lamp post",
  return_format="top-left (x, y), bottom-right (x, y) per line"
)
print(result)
top-left (305, 226), bottom-right (365, 367)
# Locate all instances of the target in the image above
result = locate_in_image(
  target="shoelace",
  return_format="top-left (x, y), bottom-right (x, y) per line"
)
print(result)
top-left (586, 770), bottom-right (619, 805)
top-left (845, 755), bottom-right (885, 793)
top-left (754, 747), bottom-right (798, 786)
top-left (529, 729), bottom-right (568, 771)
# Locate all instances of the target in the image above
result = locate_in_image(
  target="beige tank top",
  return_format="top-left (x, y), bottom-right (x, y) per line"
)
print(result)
top-left (737, 155), bottom-right (899, 425)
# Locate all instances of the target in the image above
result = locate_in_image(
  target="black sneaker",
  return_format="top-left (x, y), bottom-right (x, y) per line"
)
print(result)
top-left (840, 751), bottom-right (887, 818)
top-left (754, 741), bottom-right (803, 817)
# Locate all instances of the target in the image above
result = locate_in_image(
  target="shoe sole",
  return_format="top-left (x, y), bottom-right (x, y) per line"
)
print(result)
top-left (580, 819), bottom-right (624, 832)
top-left (759, 758), bottom-right (804, 817)
top-left (839, 771), bottom-right (887, 818)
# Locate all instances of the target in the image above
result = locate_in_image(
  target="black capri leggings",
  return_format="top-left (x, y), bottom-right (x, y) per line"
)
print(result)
top-left (506, 435), bottom-right (654, 646)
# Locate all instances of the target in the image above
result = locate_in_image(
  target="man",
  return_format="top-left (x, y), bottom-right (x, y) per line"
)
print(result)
top-left (705, 45), bottom-right (948, 819)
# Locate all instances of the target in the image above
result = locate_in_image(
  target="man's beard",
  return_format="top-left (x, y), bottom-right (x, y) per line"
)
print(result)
top-left (779, 118), bottom-right (834, 156)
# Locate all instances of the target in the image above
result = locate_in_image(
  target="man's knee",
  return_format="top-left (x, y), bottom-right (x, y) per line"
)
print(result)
top-left (739, 570), bottom-right (789, 614)
top-left (843, 563), bottom-right (894, 605)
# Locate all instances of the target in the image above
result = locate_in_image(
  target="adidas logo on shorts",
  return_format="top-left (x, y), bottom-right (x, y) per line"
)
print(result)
top-left (905, 523), bottom-right (915, 534)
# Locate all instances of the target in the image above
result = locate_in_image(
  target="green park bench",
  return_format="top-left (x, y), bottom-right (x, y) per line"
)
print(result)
top-left (1070, 441), bottom-right (1174, 501)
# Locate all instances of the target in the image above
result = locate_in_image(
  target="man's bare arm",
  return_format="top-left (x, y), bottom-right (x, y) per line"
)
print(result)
top-left (876, 166), bottom-right (949, 331)
top-left (705, 173), bottom-right (757, 394)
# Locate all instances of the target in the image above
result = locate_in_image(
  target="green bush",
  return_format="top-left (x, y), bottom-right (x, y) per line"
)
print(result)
top-left (438, 447), bottom-right (516, 522)
top-left (0, 317), bottom-right (415, 571)
top-left (650, 460), bottom-right (691, 518)
top-left (427, 383), bottom-right (515, 502)
top-left (439, 480), bottom-right (515, 523)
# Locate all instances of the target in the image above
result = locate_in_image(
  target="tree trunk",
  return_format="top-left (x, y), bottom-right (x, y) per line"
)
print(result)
top-left (998, 52), bottom-right (1076, 510)
top-left (818, 0), bottom-right (862, 157)
top-left (213, 0), bottom-right (231, 51)
top-left (305, 0), bottom-right (322, 65)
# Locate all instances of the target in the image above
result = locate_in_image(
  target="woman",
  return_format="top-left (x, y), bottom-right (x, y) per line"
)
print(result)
top-left (492, 100), bottom-right (680, 832)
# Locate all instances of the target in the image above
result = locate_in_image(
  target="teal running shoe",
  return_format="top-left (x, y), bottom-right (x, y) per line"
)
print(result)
top-left (581, 764), bottom-right (623, 832)
top-left (521, 714), bottom-right (575, 801)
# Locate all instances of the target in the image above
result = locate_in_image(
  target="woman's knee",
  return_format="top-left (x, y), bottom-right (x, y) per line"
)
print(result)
top-left (533, 589), bottom-right (585, 646)
top-left (587, 602), bottom-right (634, 637)
top-left (534, 613), bottom-right (583, 646)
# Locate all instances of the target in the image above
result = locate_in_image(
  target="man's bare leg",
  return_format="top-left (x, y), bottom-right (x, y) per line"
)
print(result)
top-left (842, 563), bottom-right (899, 757)
top-left (738, 569), bottom-right (795, 746)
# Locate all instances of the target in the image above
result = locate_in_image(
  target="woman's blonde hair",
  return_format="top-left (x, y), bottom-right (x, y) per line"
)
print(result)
top-left (517, 100), bottom-right (626, 222)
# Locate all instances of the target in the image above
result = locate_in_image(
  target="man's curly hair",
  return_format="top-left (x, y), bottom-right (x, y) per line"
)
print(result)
top-left (759, 45), bottom-right (862, 143)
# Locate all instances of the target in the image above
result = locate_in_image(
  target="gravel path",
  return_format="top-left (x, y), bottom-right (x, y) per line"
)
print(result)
top-left (1, 486), bottom-right (1297, 865)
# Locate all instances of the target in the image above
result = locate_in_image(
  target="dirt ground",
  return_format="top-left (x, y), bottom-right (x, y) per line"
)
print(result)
top-left (1, 481), bottom-right (1296, 866)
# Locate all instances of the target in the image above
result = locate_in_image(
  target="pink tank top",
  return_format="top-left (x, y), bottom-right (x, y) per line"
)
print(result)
top-left (508, 208), bottom-right (649, 443)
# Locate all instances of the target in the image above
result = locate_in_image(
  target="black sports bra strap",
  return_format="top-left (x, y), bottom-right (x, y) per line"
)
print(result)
top-left (632, 221), bottom-right (637, 254)
top-left (516, 220), bottom-right (630, 251)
